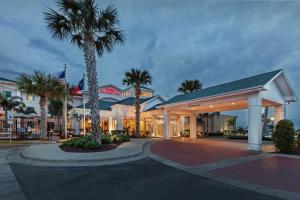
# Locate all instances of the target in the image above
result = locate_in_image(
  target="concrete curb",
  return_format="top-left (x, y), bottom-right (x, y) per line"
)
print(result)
top-left (11, 140), bottom-right (153, 166)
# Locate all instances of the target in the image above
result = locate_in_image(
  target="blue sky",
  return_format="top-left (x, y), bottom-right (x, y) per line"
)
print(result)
top-left (0, 0), bottom-right (299, 128)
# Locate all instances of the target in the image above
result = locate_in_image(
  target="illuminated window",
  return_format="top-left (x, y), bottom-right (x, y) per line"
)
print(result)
top-left (27, 94), bottom-right (34, 101)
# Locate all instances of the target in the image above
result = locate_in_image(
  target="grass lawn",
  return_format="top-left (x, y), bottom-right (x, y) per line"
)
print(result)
top-left (0, 140), bottom-right (46, 145)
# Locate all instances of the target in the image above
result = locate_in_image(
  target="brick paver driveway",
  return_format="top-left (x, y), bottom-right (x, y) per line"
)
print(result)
top-left (151, 138), bottom-right (258, 166)
top-left (212, 156), bottom-right (300, 194)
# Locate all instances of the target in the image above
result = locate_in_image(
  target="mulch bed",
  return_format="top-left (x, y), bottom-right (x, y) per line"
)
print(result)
top-left (59, 143), bottom-right (122, 153)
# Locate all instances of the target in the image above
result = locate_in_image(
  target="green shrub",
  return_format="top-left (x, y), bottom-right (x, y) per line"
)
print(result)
top-left (226, 135), bottom-right (272, 141)
top-left (272, 119), bottom-right (295, 153)
top-left (111, 130), bottom-right (125, 135)
top-left (61, 135), bottom-right (100, 149)
top-left (101, 134), bottom-right (111, 144)
top-left (83, 141), bottom-right (100, 149)
top-left (110, 134), bottom-right (129, 143)
top-left (116, 134), bottom-right (129, 142)
top-left (296, 131), bottom-right (300, 148)
top-left (237, 127), bottom-right (246, 134)
top-left (208, 132), bottom-right (224, 136)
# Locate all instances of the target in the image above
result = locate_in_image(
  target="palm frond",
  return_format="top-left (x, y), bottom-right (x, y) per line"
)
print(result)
top-left (44, 7), bottom-right (72, 40)
top-left (70, 33), bottom-right (83, 48)
top-left (98, 5), bottom-right (119, 30)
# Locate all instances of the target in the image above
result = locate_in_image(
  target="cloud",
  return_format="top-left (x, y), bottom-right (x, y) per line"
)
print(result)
top-left (27, 37), bottom-right (82, 69)
top-left (0, 0), bottom-right (300, 127)
top-left (27, 38), bottom-right (67, 58)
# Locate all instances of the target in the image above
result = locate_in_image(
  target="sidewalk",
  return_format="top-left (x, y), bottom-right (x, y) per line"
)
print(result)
top-left (12, 139), bottom-right (152, 166)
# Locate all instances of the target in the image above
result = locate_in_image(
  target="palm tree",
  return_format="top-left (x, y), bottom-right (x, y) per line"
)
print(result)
top-left (17, 71), bottom-right (65, 139)
top-left (178, 80), bottom-right (202, 94)
top-left (0, 95), bottom-right (25, 118)
top-left (122, 69), bottom-right (152, 136)
top-left (44, 0), bottom-right (124, 141)
top-left (227, 116), bottom-right (237, 131)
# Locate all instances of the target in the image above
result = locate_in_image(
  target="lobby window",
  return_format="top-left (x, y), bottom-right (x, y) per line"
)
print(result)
top-left (27, 94), bottom-right (34, 101)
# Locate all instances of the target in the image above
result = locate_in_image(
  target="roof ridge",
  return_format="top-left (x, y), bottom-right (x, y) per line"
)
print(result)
top-left (163, 69), bottom-right (283, 105)
top-left (174, 69), bottom-right (282, 98)
top-left (0, 76), bottom-right (16, 83)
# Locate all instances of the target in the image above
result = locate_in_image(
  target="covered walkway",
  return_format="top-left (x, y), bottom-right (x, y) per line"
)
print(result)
top-left (159, 70), bottom-right (296, 151)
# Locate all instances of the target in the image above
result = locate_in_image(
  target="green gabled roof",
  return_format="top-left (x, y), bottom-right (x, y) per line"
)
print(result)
top-left (76, 100), bottom-right (116, 110)
top-left (163, 69), bottom-right (282, 106)
top-left (115, 96), bottom-right (156, 106)
top-left (0, 76), bottom-right (15, 83)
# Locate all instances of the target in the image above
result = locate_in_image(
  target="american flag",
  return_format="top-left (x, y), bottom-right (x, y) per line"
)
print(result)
top-left (56, 70), bottom-right (66, 85)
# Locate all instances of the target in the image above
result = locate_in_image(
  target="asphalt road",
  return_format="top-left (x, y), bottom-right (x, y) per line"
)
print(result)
top-left (10, 158), bottom-right (281, 200)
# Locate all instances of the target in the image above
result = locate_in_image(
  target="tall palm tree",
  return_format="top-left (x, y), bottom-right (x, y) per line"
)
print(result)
top-left (122, 69), bottom-right (152, 136)
top-left (17, 71), bottom-right (65, 139)
top-left (44, 0), bottom-right (124, 141)
top-left (0, 95), bottom-right (25, 118)
top-left (178, 80), bottom-right (202, 94)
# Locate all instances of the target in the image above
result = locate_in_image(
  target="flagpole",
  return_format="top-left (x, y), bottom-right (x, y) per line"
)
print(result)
top-left (64, 64), bottom-right (68, 139)
top-left (83, 73), bottom-right (86, 136)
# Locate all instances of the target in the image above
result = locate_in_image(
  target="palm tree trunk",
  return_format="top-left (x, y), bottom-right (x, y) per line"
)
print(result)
top-left (135, 85), bottom-right (141, 137)
top-left (262, 107), bottom-right (269, 136)
top-left (83, 34), bottom-right (100, 142)
top-left (39, 97), bottom-right (47, 139)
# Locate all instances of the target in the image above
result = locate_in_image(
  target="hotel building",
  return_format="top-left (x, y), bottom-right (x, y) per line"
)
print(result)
top-left (0, 69), bottom-right (296, 151)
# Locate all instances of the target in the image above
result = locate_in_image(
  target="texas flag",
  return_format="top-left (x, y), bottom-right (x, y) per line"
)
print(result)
top-left (71, 78), bottom-right (84, 95)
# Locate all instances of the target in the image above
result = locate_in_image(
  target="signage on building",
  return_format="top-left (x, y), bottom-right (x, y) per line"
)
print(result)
top-left (98, 86), bottom-right (121, 95)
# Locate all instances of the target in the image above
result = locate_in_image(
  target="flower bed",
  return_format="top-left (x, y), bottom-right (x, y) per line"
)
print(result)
top-left (60, 134), bottom-right (129, 153)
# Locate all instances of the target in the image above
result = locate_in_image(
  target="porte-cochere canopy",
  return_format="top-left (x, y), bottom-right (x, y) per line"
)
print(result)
top-left (159, 69), bottom-right (296, 151)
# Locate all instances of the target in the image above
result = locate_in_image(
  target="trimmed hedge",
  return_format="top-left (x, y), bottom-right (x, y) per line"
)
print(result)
top-left (226, 135), bottom-right (272, 141)
top-left (208, 132), bottom-right (224, 136)
top-left (272, 119), bottom-right (295, 153)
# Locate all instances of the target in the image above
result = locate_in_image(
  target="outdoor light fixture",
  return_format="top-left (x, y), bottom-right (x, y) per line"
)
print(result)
top-left (231, 102), bottom-right (236, 105)
top-left (209, 105), bottom-right (213, 108)
top-left (270, 117), bottom-right (274, 121)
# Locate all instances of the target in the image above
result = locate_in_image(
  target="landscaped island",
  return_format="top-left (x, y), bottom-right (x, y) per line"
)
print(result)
top-left (60, 134), bottom-right (129, 153)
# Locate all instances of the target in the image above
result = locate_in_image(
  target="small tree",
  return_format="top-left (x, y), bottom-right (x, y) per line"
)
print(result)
top-left (272, 119), bottom-right (295, 153)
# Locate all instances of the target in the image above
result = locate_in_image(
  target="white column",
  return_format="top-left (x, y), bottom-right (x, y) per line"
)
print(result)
top-left (116, 117), bottom-right (123, 130)
top-left (189, 113), bottom-right (197, 139)
top-left (108, 117), bottom-right (113, 132)
top-left (152, 116), bottom-right (156, 137)
top-left (73, 119), bottom-right (80, 135)
top-left (274, 105), bottom-right (284, 125)
top-left (163, 110), bottom-right (171, 139)
top-left (177, 116), bottom-right (181, 137)
top-left (248, 93), bottom-right (262, 151)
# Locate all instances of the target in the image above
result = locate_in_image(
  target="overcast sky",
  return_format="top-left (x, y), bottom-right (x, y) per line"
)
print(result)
top-left (0, 0), bottom-right (299, 128)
